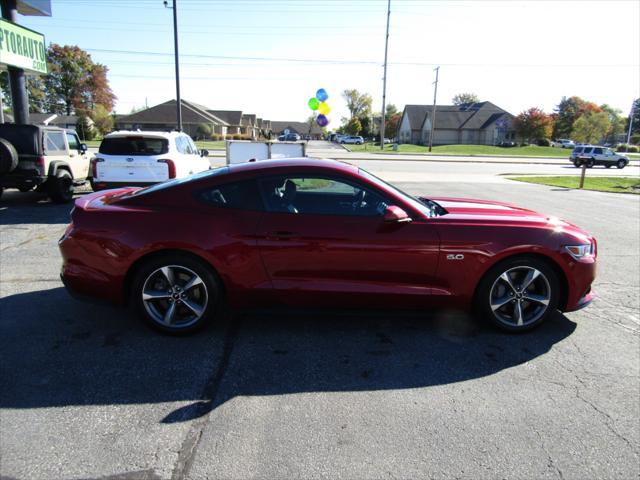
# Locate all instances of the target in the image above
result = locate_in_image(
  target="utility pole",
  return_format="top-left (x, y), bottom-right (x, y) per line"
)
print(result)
top-left (379, 0), bottom-right (391, 150)
top-left (428, 66), bottom-right (439, 152)
top-left (627, 99), bottom-right (636, 145)
top-left (164, 0), bottom-right (182, 131)
top-left (1, 0), bottom-right (29, 124)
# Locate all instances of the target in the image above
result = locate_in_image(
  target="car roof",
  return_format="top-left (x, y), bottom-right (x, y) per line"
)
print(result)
top-left (228, 158), bottom-right (357, 175)
top-left (105, 130), bottom-right (188, 139)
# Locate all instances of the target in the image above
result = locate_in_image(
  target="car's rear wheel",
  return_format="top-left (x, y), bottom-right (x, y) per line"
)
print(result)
top-left (617, 159), bottom-right (626, 169)
top-left (475, 257), bottom-right (559, 333)
top-left (605, 164), bottom-right (611, 168)
top-left (132, 254), bottom-right (221, 334)
top-left (48, 169), bottom-right (74, 203)
top-left (573, 159), bottom-right (581, 167)
top-left (586, 158), bottom-right (595, 168)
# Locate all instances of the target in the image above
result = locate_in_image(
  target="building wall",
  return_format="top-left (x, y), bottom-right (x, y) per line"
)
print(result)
top-left (398, 113), bottom-right (412, 144)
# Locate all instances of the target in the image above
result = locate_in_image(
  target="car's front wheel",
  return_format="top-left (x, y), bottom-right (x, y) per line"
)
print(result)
top-left (475, 257), bottom-right (559, 332)
top-left (617, 159), bottom-right (626, 169)
top-left (132, 254), bottom-right (221, 334)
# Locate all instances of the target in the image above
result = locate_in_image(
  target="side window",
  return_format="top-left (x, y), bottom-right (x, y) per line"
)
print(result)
top-left (44, 131), bottom-right (66, 154)
top-left (583, 147), bottom-right (593, 154)
top-left (594, 147), bottom-right (603, 154)
top-left (186, 137), bottom-right (198, 155)
top-left (66, 132), bottom-right (80, 151)
top-left (258, 175), bottom-right (388, 217)
top-left (175, 136), bottom-right (187, 154)
top-left (198, 180), bottom-right (263, 211)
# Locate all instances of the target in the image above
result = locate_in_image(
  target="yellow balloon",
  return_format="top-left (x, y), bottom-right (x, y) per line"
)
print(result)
top-left (318, 101), bottom-right (331, 115)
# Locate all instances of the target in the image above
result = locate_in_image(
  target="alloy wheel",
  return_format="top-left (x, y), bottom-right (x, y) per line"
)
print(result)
top-left (489, 266), bottom-right (551, 328)
top-left (142, 265), bottom-right (208, 328)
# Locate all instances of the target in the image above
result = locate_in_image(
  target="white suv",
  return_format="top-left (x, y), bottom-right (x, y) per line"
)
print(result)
top-left (91, 131), bottom-right (210, 190)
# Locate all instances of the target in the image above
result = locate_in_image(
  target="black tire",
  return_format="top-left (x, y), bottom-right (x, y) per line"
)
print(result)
top-left (0, 138), bottom-right (19, 174)
top-left (48, 169), bottom-right (74, 203)
top-left (573, 159), bottom-right (581, 167)
top-left (0, 187), bottom-right (3, 201)
top-left (586, 158), bottom-right (595, 168)
top-left (605, 164), bottom-right (611, 168)
top-left (474, 256), bottom-right (559, 333)
top-left (131, 253), bottom-right (222, 335)
top-left (616, 160), bottom-right (626, 169)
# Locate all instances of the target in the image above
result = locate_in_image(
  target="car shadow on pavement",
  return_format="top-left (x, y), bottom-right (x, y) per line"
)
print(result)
top-left (0, 287), bottom-right (576, 422)
top-left (0, 190), bottom-right (93, 225)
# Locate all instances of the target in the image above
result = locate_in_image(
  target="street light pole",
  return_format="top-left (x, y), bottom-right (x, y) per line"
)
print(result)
top-left (165, 0), bottom-right (182, 131)
top-left (379, 0), bottom-right (391, 150)
top-left (627, 100), bottom-right (635, 146)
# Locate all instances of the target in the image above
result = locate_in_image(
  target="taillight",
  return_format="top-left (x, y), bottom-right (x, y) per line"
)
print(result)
top-left (158, 159), bottom-right (176, 179)
top-left (37, 156), bottom-right (45, 173)
top-left (91, 157), bottom-right (104, 179)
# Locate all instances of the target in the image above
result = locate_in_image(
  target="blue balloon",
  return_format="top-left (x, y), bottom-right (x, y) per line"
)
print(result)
top-left (316, 114), bottom-right (329, 127)
top-left (316, 88), bottom-right (328, 102)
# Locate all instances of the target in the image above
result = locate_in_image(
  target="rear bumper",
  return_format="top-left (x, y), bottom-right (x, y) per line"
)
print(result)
top-left (0, 171), bottom-right (47, 189)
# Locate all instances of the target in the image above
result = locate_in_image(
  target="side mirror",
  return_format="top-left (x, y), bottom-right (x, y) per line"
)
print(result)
top-left (200, 149), bottom-right (209, 157)
top-left (80, 143), bottom-right (88, 153)
top-left (383, 205), bottom-right (411, 223)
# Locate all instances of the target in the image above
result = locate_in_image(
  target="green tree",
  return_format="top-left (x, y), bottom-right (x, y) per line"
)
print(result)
top-left (571, 112), bottom-right (611, 144)
top-left (385, 103), bottom-right (399, 116)
top-left (513, 107), bottom-right (554, 144)
top-left (75, 115), bottom-right (96, 141)
top-left (625, 98), bottom-right (640, 137)
top-left (91, 104), bottom-right (114, 136)
top-left (1, 72), bottom-right (49, 114)
top-left (600, 104), bottom-right (625, 144)
top-left (44, 44), bottom-right (116, 115)
top-left (553, 96), bottom-right (602, 139)
top-left (195, 123), bottom-right (213, 140)
top-left (345, 116), bottom-right (362, 135)
top-left (385, 112), bottom-right (402, 139)
top-left (342, 89), bottom-right (372, 119)
top-left (452, 93), bottom-right (480, 105)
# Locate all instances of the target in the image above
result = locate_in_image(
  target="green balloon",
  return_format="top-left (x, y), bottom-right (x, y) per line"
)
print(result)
top-left (308, 97), bottom-right (319, 110)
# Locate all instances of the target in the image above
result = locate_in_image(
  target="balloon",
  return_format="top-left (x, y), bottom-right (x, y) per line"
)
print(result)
top-left (318, 101), bottom-right (331, 115)
top-left (316, 88), bottom-right (328, 102)
top-left (316, 114), bottom-right (329, 127)
top-left (308, 97), bottom-right (319, 110)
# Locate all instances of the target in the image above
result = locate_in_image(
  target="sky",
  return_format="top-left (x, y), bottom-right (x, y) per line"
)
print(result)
top-left (18, 0), bottom-right (640, 127)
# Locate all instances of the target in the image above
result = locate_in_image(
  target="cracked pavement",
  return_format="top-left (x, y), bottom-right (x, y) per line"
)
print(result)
top-left (1, 162), bottom-right (638, 479)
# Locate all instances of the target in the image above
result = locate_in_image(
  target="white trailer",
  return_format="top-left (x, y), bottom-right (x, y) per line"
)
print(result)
top-left (226, 140), bottom-right (306, 165)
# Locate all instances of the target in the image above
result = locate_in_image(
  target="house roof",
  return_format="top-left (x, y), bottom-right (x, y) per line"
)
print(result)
top-left (270, 121), bottom-right (322, 135)
top-left (117, 99), bottom-right (228, 126)
top-left (208, 110), bottom-right (243, 126)
top-left (241, 114), bottom-right (257, 126)
top-left (404, 101), bottom-right (513, 131)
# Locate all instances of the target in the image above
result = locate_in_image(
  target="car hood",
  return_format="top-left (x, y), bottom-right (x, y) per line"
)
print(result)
top-left (423, 196), bottom-right (588, 233)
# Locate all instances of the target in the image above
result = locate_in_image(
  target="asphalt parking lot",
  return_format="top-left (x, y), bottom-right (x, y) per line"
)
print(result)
top-left (1, 166), bottom-right (639, 479)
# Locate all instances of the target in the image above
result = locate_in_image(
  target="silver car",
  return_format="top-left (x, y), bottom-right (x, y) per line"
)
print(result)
top-left (571, 145), bottom-right (629, 169)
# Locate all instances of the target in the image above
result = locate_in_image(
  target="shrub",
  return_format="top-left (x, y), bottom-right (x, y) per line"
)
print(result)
top-left (631, 134), bottom-right (640, 145)
top-left (616, 144), bottom-right (639, 153)
top-left (536, 138), bottom-right (551, 147)
top-left (210, 133), bottom-right (222, 141)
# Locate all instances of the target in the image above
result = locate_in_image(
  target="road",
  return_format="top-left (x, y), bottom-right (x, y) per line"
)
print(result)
top-left (1, 155), bottom-right (638, 479)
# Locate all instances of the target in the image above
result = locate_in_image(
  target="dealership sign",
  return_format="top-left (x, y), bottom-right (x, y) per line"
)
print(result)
top-left (0, 18), bottom-right (47, 74)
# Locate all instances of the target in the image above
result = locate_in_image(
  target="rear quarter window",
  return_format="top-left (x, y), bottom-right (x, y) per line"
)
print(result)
top-left (197, 180), bottom-right (263, 211)
top-left (99, 137), bottom-right (169, 155)
top-left (44, 131), bottom-right (67, 155)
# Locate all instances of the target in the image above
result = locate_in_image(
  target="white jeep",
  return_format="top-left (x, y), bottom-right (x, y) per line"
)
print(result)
top-left (0, 124), bottom-right (90, 203)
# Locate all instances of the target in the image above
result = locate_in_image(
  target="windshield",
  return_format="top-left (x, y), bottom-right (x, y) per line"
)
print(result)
top-left (358, 168), bottom-right (442, 217)
top-left (100, 136), bottom-right (169, 155)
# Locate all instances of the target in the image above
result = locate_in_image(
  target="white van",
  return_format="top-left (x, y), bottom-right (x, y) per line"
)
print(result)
top-left (91, 131), bottom-right (210, 190)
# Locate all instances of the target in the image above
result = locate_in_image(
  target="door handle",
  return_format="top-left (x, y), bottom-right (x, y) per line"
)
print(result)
top-left (265, 231), bottom-right (299, 240)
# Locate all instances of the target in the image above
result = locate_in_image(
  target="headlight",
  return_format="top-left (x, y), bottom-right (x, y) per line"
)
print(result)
top-left (564, 244), bottom-right (594, 260)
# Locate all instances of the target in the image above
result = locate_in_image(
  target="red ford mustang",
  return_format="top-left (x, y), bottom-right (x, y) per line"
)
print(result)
top-left (59, 159), bottom-right (596, 334)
